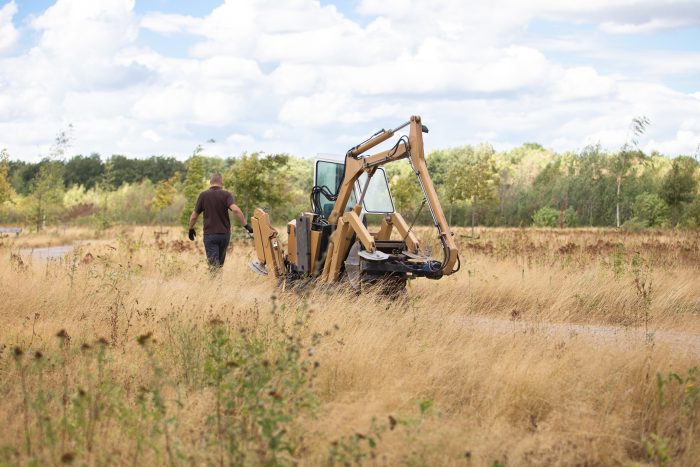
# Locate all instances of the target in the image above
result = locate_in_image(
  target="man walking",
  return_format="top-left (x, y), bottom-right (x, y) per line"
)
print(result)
top-left (187, 173), bottom-right (253, 270)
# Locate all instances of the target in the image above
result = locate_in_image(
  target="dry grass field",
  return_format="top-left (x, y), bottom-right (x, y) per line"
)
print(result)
top-left (1, 226), bottom-right (699, 466)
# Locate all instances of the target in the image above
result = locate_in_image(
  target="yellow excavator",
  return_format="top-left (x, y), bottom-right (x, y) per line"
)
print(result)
top-left (249, 115), bottom-right (459, 292)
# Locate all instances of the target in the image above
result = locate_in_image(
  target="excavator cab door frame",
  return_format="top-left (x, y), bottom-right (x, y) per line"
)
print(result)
top-left (314, 157), bottom-right (395, 219)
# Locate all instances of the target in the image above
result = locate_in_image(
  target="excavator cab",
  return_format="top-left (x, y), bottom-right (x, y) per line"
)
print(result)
top-left (314, 158), bottom-right (394, 220)
top-left (249, 115), bottom-right (459, 293)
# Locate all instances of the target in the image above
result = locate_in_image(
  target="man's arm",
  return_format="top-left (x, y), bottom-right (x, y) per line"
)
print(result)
top-left (187, 210), bottom-right (199, 241)
top-left (229, 204), bottom-right (253, 233)
top-left (228, 204), bottom-right (247, 225)
top-left (188, 210), bottom-right (199, 230)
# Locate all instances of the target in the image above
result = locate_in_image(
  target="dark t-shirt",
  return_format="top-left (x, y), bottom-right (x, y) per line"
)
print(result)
top-left (195, 186), bottom-right (235, 234)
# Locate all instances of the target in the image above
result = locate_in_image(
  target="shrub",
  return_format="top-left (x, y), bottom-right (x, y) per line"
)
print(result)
top-left (622, 217), bottom-right (647, 232)
top-left (680, 195), bottom-right (700, 228)
top-left (532, 206), bottom-right (559, 227)
top-left (631, 193), bottom-right (671, 228)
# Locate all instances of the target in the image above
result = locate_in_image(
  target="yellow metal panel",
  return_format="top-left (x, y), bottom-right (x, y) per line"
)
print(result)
top-left (287, 220), bottom-right (297, 265)
top-left (252, 208), bottom-right (284, 280)
top-left (326, 217), bottom-right (355, 283)
top-left (310, 229), bottom-right (321, 274)
top-left (344, 210), bottom-right (375, 252)
top-left (251, 217), bottom-right (265, 262)
top-left (376, 216), bottom-right (393, 240)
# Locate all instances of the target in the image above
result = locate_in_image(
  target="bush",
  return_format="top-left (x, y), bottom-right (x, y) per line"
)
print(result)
top-left (532, 206), bottom-right (559, 227)
top-left (631, 193), bottom-right (670, 228)
top-left (680, 195), bottom-right (700, 229)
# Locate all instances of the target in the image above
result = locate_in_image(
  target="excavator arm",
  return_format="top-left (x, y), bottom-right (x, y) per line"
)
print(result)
top-left (321, 115), bottom-right (458, 282)
top-left (249, 115), bottom-right (459, 292)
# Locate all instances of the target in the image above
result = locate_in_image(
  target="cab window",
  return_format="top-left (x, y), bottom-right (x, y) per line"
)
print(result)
top-left (315, 160), bottom-right (356, 218)
top-left (357, 168), bottom-right (395, 214)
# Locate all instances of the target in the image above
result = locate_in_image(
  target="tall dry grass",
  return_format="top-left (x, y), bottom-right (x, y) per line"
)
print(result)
top-left (0, 226), bottom-right (698, 465)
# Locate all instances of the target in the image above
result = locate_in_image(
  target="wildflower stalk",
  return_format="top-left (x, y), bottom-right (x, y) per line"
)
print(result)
top-left (13, 347), bottom-right (32, 457)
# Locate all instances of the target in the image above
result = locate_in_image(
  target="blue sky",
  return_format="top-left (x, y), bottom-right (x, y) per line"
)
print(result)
top-left (1, 0), bottom-right (699, 161)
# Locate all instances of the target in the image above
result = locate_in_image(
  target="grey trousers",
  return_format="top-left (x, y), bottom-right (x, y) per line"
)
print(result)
top-left (203, 233), bottom-right (230, 269)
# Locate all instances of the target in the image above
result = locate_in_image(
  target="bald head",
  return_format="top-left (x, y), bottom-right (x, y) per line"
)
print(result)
top-left (210, 173), bottom-right (223, 186)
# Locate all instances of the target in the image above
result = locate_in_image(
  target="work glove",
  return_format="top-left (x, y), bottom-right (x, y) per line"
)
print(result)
top-left (188, 228), bottom-right (196, 241)
top-left (243, 223), bottom-right (254, 234)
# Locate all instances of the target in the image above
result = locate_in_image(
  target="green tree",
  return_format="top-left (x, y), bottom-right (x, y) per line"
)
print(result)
top-left (225, 153), bottom-right (289, 220)
top-left (8, 160), bottom-right (43, 195)
top-left (681, 195), bottom-right (700, 228)
top-left (282, 157), bottom-right (313, 220)
top-left (28, 160), bottom-right (65, 230)
top-left (51, 124), bottom-right (73, 160)
top-left (26, 127), bottom-right (72, 230)
top-left (445, 144), bottom-right (499, 236)
top-left (141, 156), bottom-right (186, 183)
top-left (93, 160), bottom-right (114, 229)
top-left (612, 116), bottom-right (650, 227)
top-left (64, 153), bottom-right (104, 189)
top-left (180, 154), bottom-right (206, 230)
top-left (630, 192), bottom-right (670, 228)
top-left (0, 148), bottom-right (16, 204)
top-left (660, 156), bottom-right (698, 226)
top-left (573, 145), bottom-right (607, 226)
top-left (152, 173), bottom-right (179, 227)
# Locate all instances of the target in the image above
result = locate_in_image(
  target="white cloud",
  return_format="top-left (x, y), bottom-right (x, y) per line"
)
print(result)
top-left (0, 1), bottom-right (18, 54)
top-left (550, 66), bottom-right (616, 101)
top-left (31, 0), bottom-right (138, 58)
top-left (142, 129), bottom-right (161, 143)
top-left (600, 18), bottom-right (688, 34)
top-left (139, 12), bottom-right (199, 35)
top-left (1, 0), bottom-right (699, 161)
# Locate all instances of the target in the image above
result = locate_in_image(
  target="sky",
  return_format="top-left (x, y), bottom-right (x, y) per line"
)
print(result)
top-left (0, 0), bottom-right (699, 162)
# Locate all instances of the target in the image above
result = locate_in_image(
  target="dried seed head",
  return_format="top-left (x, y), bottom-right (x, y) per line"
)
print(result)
top-left (13, 346), bottom-right (23, 358)
top-left (81, 343), bottom-right (92, 351)
top-left (96, 337), bottom-right (109, 346)
top-left (137, 332), bottom-right (152, 346)
top-left (388, 415), bottom-right (397, 430)
top-left (209, 318), bottom-right (224, 326)
top-left (34, 351), bottom-right (43, 360)
top-left (56, 329), bottom-right (70, 340)
top-left (61, 452), bottom-right (75, 464)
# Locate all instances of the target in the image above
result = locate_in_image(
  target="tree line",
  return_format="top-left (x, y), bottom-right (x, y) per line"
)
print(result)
top-left (1, 142), bottom-right (699, 232)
